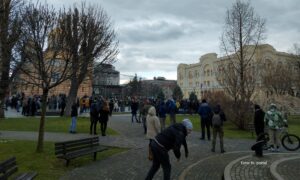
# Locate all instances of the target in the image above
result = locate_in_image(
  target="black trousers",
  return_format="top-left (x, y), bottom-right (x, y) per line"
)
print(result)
top-left (145, 141), bottom-right (171, 180)
top-left (100, 121), bottom-right (107, 135)
top-left (90, 117), bottom-right (98, 135)
top-left (201, 118), bottom-right (211, 140)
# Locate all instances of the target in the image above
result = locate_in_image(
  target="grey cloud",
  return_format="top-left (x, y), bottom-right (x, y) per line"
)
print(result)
top-left (118, 19), bottom-right (191, 44)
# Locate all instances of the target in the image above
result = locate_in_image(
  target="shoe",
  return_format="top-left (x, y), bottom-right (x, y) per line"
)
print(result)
top-left (200, 138), bottom-right (205, 140)
top-left (275, 148), bottom-right (280, 152)
top-left (221, 150), bottom-right (226, 153)
top-left (268, 147), bottom-right (274, 152)
top-left (211, 149), bottom-right (215, 152)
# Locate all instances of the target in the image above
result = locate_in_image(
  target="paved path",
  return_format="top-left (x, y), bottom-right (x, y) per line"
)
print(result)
top-left (1, 109), bottom-right (300, 180)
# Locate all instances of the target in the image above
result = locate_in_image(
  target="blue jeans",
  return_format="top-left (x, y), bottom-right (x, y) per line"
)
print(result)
top-left (70, 116), bottom-right (77, 132)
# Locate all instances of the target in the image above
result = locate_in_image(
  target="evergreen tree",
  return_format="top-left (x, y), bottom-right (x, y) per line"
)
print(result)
top-left (173, 85), bottom-right (183, 101)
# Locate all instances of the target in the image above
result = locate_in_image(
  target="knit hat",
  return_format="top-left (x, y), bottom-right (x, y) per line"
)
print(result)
top-left (182, 119), bottom-right (193, 130)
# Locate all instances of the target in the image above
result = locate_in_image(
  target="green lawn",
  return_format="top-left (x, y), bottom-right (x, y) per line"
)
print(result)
top-left (0, 139), bottom-right (126, 180)
top-left (166, 114), bottom-right (300, 139)
top-left (0, 117), bottom-right (118, 135)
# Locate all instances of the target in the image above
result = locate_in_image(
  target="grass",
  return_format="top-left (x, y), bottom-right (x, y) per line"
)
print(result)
top-left (0, 139), bottom-right (127, 180)
top-left (0, 117), bottom-right (118, 135)
top-left (166, 114), bottom-right (300, 139)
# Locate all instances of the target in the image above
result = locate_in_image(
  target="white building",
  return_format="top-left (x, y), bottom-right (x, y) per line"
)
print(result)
top-left (177, 44), bottom-right (299, 99)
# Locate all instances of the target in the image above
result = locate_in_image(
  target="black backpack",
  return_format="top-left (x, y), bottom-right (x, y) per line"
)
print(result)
top-left (212, 113), bottom-right (222, 127)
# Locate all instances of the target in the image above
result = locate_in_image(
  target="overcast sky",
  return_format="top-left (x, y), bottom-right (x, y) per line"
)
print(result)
top-left (45, 0), bottom-right (300, 83)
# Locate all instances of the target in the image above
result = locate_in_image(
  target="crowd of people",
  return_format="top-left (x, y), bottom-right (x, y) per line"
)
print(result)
top-left (5, 93), bottom-right (290, 179)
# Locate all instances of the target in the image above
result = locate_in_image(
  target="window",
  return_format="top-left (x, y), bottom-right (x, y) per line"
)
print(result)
top-left (51, 73), bottom-right (60, 83)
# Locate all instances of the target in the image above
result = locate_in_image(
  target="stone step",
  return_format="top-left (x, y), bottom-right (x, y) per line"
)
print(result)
top-left (223, 153), bottom-right (300, 180)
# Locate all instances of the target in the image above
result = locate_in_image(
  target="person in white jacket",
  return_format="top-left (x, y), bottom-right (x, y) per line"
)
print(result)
top-left (146, 106), bottom-right (161, 140)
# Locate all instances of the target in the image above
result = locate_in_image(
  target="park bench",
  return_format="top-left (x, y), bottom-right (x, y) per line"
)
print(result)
top-left (0, 157), bottom-right (37, 180)
top-left (55, 136), bottom-right (108, 166)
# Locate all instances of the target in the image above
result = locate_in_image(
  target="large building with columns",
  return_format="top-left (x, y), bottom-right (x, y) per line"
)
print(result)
top-left (177, 44), bottom-right (299, 99)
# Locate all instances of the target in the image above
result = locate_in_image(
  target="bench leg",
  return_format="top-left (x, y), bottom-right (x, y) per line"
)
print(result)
top-left (93, 152), bottom-right (97, 161)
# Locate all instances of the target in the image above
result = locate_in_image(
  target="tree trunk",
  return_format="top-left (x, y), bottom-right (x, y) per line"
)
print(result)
top-left (0, 100), bottom-right (5, 119)
top-left (36, 88), bottom-right (49, 153)
top-left (65, 79), bottom-right (80, 116)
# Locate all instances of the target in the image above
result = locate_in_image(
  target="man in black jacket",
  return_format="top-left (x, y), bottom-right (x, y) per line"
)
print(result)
top-left (145, 119), bottom-right (193, 180)
top-left (254, 104), bottom-right (265, 136)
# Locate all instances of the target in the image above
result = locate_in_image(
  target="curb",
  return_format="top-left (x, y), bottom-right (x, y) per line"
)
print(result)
top-left (178, 151), bottom-right (252, 180)
top-left (223, 152), bottom-right (300, 180)
top-left (270, 155), bottom-right (300, 180)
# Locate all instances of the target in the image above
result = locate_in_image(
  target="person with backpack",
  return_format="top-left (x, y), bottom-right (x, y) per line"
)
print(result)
top-left (211, 104), bottom-right (226, 153)
top-left (197, 99), bottom-right (213, 140)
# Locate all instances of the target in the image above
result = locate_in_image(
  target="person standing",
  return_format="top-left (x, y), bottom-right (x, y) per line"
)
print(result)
top-left (146, 106), bottom-right (161, 140)
top-left (60, 96), bottom-right (66, 116)
top-left (264, 103), bottom-right (287, 152)
top-left (69, 102), bottom-right (78, 133)
top-left (167, 99), bottom-right (177, 125)
top-left (109, 99), bottom-right (114, 116)
top-left (254, 104), bottom-right (265, 136)
top-left (211, 104), bottom-right (226, 153)
top-left (198, 99), bottom-right (212, 140)
top-left (142, 100), bottom-right (151, 134)
top-left (131, 98), bottom-right (139, 123)
top-left (145, 119), bottom-right (193, 180)
top-left (99, 101), bottom-right (110, 136)
top-left (158, 101), bottom-right (167, 130)
top-left (90, 101), bottom-right (99, 135)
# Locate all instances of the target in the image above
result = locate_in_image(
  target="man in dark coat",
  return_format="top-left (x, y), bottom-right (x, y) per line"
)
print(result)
top-left (254, 104), bottom-right (265, 136)
top-left (131, 98), bottom-right (139, 123)
top-left (198, 99), bottom-right (212, 140)
top-left (145, 119), bottom-right (193, 180)
top-left (90, 102), bottom-right (99, 135)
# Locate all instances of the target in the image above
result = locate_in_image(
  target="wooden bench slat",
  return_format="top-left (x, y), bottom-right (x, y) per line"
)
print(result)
top-left (0, 157), bottom-right (17, 173)
top-left (55, 137), bottom-right (99, 146)
top-left (15, 172), bottom-right (38, 180)
top-left (57, 146), bottom-right (108, 160)
top-left (0, 157), bottom-right (36, 180)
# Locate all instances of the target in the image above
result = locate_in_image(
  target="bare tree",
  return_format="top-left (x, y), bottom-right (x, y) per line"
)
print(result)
top-left (0, 0), bottom-right (24, 118)
top-left (59, 4), bottom-right (119, 116)
top-left (20, 3), bottom-right (71, 152)
top-left (218, 0), bottom-right (266, 129)
top-left (291, 43), bottom-right (300, 95)
top-left (261, 63), bottom-right (293, 95)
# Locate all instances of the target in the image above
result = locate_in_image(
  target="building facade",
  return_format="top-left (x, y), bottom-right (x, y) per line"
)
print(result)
top-left (141, 77), bottom-right (177, 99)
top-left (177, 44), bottom-right (299, 99)
top-left (92, 63), bottom-right (122, 98)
